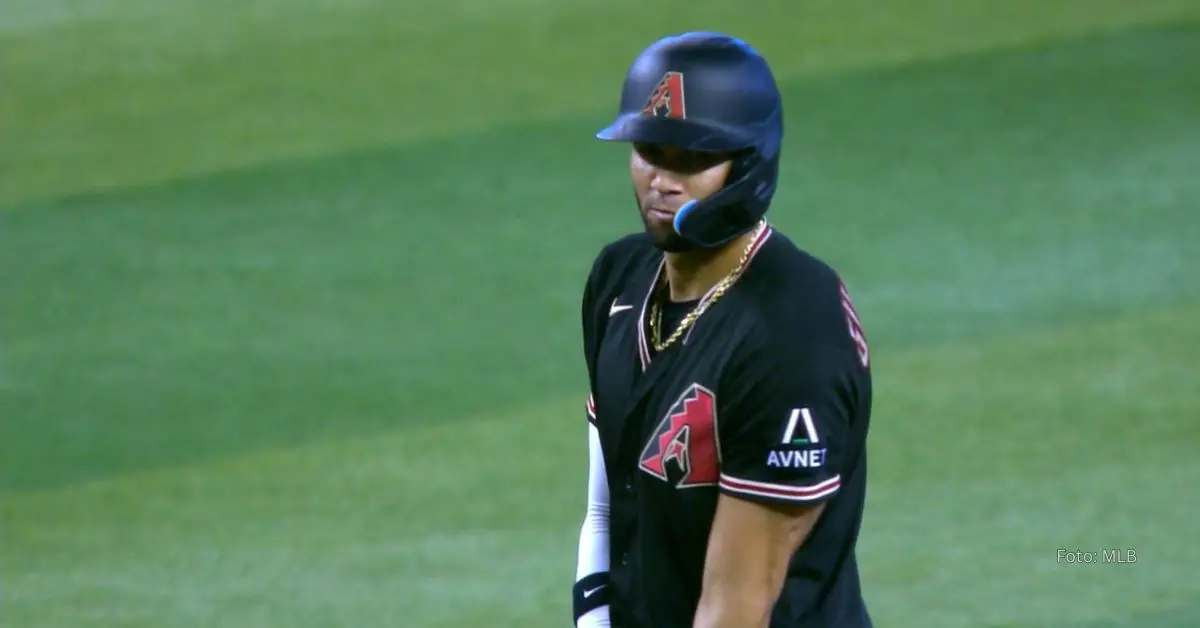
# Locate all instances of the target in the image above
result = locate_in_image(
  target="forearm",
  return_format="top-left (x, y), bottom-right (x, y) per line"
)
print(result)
top-left (692, 574), bottom-right (778, 628)
top-left (575, 427), bottom-right (610, 579)
top-left (574, 422), bottom-right (612, 628)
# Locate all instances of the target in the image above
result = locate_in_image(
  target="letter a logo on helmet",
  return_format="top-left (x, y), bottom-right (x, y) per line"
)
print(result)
top-left (642, 72), bottom-right (687, 119)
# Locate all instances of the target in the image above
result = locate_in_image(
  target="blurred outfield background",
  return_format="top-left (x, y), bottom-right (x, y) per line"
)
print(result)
top-left (2, 1), bottom-right (1199, 626)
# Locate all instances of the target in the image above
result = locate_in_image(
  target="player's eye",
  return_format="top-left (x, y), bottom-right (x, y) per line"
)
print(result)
top-left (636, 143), bottom-right (727, 174)
top-left (634, 143), bottom-right (665, 164)
top-left (677, 151), bottom-right (728, 173)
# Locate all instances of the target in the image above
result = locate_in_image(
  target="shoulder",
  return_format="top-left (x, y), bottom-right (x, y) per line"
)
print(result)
top-left (735, 229), bottom-right (871, 372)
top-left (582, 232), bottom-right (657, 306)
top-left (581, 232), bottom-right (657, 338)
top-left (586, 232), bottom-right (657, 287)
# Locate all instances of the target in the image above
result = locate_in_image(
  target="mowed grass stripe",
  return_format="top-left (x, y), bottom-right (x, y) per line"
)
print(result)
top-left (2, 23), bottom-right (1197, 491)
top-left (3, 0), bottom-right (1199, 206)
top-left (4, 305), bottom-right (1198, 628)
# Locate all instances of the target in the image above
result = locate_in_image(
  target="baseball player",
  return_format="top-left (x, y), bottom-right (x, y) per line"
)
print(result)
top-left (571, 32), bottom-right (875, 628)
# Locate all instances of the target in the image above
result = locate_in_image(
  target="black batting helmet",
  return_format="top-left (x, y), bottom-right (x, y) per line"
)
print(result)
top-left (596, 32), bottom-right (784, 249)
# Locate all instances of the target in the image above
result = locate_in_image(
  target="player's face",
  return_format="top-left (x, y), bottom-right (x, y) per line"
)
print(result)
top-left (630, 143), bottom-right (733, 252)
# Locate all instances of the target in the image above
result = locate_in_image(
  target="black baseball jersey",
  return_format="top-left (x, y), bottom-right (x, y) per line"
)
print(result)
top-left (581, 225), bottom-right (874, 628)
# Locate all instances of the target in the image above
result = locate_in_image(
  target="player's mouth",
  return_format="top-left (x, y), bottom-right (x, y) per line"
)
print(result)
top-left (645, 205), bottom-right (676, 221)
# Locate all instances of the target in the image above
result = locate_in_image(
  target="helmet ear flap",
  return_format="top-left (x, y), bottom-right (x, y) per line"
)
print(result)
top-left (672, 149), bottom-right (777, 248)
top-left (722, 147), bottom-right (758, 188)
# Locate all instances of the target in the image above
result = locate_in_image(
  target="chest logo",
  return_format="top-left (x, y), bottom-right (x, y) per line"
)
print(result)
top-left (609, 298), bottom-right (634, 316)
top-left (638, 383), bottom-right (719, 488)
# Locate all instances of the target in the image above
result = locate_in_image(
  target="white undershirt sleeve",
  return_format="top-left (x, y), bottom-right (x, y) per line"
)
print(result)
top-left (575, 422), bottom-right (611, 628)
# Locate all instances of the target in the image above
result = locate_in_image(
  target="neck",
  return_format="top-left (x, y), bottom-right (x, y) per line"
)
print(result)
top-left (663, 227), bottom-right (759, 302)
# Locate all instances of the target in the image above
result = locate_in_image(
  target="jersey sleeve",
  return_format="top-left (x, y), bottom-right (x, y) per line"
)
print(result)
top-left (586, 394), bottom-right (597, 426)
top-left (717, 333), bottom-right (858, 506)
top-left (581, 248), bottom-right (611, 426)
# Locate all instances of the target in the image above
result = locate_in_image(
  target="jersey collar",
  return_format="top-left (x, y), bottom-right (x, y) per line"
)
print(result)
top-left (635, 224), bottom-right (774, 371)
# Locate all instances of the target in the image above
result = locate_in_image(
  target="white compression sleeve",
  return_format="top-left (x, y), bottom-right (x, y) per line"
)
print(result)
top-left (575, 422), bottom-right (611, 628)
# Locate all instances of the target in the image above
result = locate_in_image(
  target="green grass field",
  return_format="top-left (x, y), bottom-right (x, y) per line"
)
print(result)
top-left (3, 1), bottom-right (1199, 626)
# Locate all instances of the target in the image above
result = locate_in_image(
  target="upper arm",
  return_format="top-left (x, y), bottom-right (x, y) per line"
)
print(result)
top-left (695, 492), bottom-right (825, 627)
top-left (694, 301), bottom-right (865, 626)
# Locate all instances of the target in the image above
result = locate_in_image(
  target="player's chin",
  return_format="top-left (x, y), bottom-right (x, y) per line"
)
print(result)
top-left (641, 218), bottom-right (674, 247)
top-left (640, 211), bottom-right (693, 252)
top-left (650, 230), bottom-right (694, 253)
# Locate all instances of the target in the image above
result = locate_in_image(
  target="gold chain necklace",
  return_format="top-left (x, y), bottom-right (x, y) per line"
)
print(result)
top-left (649, 221), bottom-right (766, 353)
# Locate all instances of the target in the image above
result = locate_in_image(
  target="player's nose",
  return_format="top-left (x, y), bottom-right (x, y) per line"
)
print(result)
top-left (649, 170), bottom-right (685, 196)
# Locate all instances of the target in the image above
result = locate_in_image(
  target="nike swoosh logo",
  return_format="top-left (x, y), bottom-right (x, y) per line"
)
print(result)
top-left (609, 300), bottom-right (634, 316)
top-left (584, 586), bottom-right (605, 597)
